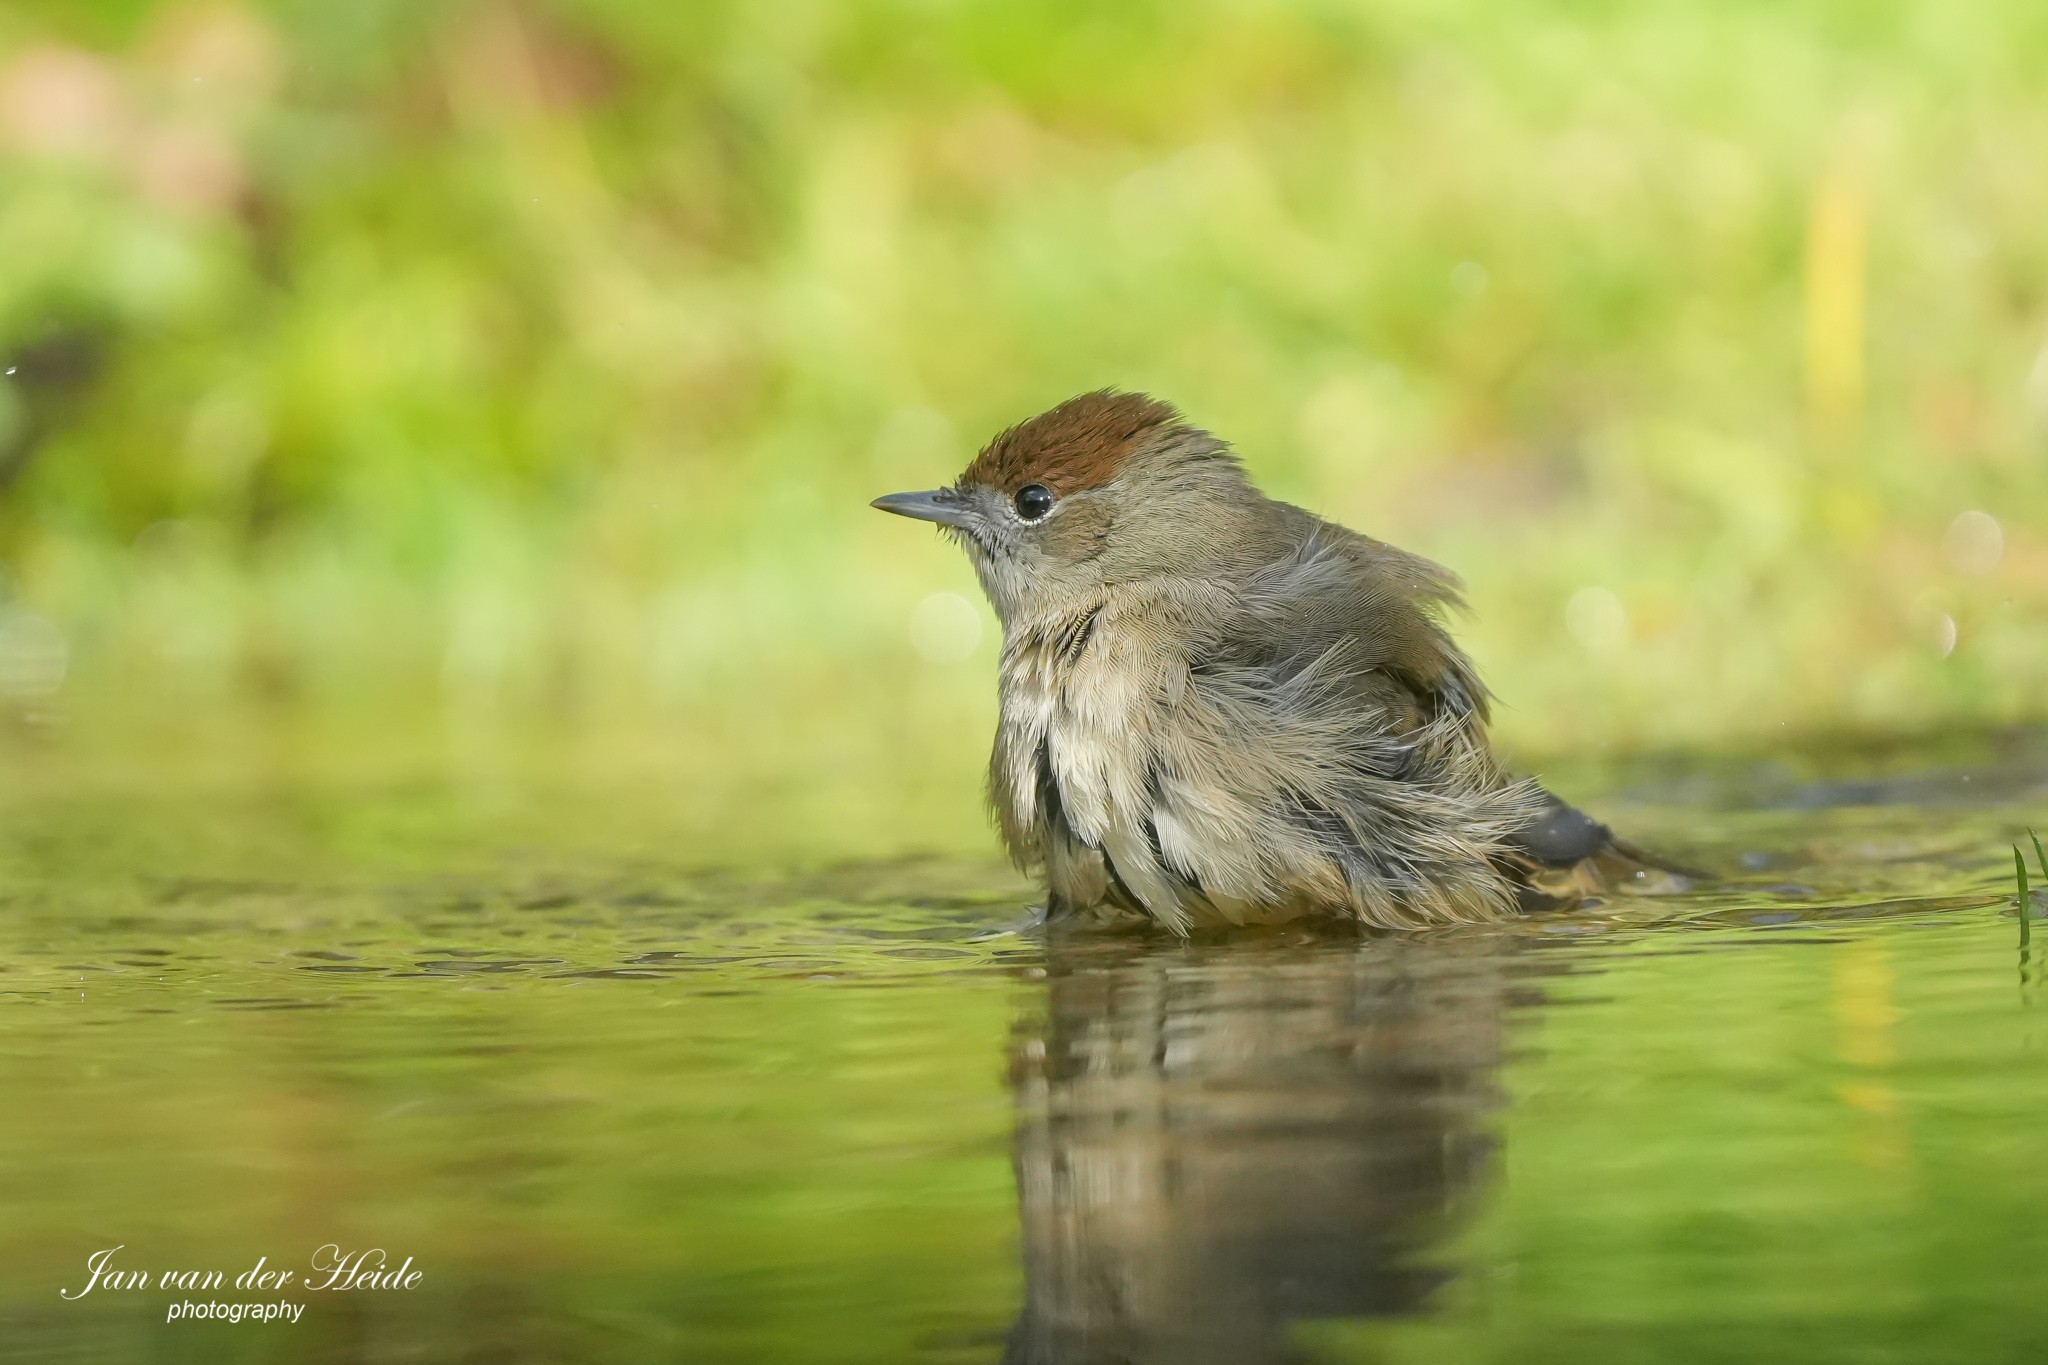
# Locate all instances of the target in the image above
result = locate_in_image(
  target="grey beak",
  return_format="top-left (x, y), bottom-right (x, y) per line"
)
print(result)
top-left (871, 488), bottom-right (976, 531)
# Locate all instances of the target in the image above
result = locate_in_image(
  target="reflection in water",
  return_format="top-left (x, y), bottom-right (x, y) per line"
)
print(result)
top-left (1004, 931), bottom-right (1518, 1365)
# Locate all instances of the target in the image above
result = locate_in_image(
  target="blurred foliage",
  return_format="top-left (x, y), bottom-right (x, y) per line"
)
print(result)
top-left (0, 0), bottom-right (2044, 847)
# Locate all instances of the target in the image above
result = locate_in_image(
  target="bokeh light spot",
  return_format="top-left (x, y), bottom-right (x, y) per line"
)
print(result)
top-left (0, 608), bottom-right (67, 700)
top-left (1934, 613), bottom-right (1958, 659)
top-left (1451, 260), bottom-right (1490, 297)
top-left (909, 592), bottom-right (982, 664)
top-left (1944, 510), bottom-right (2003, 576)
top-left (1565, 587), bottom-right (1630, 655)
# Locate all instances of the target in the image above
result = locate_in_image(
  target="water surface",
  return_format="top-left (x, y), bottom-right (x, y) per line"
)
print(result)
top-left (2, 735), bottom-right (2045, 1363)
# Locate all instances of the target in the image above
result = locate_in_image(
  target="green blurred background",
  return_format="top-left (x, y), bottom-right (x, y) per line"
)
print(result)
top-left (0, 0), bottom-right (2042, 857)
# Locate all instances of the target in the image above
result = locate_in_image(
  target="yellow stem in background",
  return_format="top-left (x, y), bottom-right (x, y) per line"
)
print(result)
top-left (1805, 163), bottom-right (1867, 454)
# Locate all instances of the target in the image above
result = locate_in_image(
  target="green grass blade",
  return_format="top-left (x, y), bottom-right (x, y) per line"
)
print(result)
top-left (2019, 847), bottom-right (2034, 949)
top-left (2031, 828), bottom-right (2047, 884)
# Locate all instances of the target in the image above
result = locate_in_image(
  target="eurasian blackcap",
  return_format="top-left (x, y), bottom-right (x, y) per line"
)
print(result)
top-left (874, 391), bottom-right (1646, 931)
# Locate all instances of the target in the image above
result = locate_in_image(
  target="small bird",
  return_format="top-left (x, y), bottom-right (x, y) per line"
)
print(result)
top-left (873, 391), bottom-right (1655, 932)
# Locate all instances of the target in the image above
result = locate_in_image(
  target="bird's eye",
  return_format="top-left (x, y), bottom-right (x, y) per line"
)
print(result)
top-left (1013, 484), bottom-right (1055, 521)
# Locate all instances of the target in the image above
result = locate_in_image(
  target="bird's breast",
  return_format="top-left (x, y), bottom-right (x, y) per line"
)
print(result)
top-left (995, 607), bottom-right (1164, 854)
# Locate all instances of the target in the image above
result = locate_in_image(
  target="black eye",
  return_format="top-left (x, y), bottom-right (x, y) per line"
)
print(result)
top-left (1013, 484), bottom-right (1055, 521)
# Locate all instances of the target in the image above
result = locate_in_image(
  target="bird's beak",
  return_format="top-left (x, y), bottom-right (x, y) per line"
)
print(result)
top-left (870, 488), bottom-right (977, 531)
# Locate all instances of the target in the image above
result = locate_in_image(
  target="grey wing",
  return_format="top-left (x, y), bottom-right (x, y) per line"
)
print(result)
top-left (1239, 515), bottom-right (1641, 876)
top-left (1231, 510), bottom-right (1491, 737)
top-left (1157, 518), bottom-right (1541, 924)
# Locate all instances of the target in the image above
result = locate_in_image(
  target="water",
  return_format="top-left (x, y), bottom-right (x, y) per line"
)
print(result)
top-left (2, 736), bottom-right (2046, 1364)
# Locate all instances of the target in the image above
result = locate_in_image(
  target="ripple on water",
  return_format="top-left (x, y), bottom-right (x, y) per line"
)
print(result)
top-left (0, 750), bottom-right (2045, 1363)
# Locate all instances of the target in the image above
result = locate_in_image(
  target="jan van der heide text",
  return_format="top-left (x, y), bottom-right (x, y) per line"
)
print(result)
top-left (61, 1244), bottom-right (421, 1323)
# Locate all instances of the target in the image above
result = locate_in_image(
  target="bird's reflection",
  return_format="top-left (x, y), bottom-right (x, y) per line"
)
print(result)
top-left (1004, 929), bottom-right (1517, 1365)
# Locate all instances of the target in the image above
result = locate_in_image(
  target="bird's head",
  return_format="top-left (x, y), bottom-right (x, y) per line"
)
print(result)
top-left (871, 391), bottom-right (1260, 625)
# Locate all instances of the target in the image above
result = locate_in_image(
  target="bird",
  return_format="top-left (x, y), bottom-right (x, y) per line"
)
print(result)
top-left (872, 390), bottom-right (1663, 933)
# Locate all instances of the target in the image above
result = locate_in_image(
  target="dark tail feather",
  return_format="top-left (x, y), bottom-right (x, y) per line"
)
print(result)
top-left (1500, 786), bottom-right (1694, 908)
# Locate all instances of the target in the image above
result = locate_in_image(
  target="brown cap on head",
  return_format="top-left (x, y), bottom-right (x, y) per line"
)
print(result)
top-left (962, 390), bottom-right (1183, 496)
